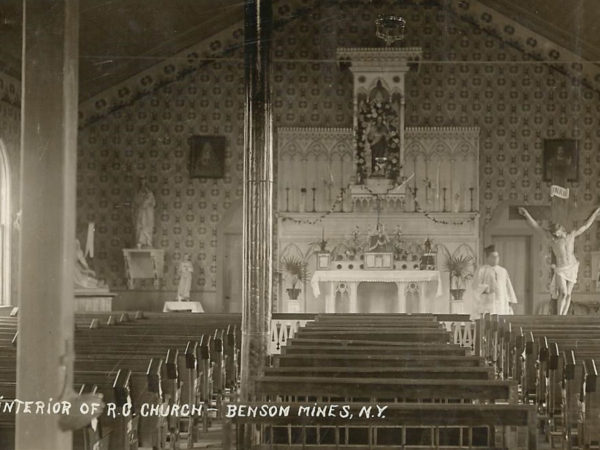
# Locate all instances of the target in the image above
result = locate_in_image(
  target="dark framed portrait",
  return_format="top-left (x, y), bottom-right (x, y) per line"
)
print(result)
top-left (189, 135), bottom-right (226, 178)
top-left (543, 139), bottom-right (579, 183)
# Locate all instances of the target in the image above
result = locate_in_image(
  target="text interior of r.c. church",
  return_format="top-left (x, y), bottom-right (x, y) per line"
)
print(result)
top-left (2, 0), bottom-right (600, 449)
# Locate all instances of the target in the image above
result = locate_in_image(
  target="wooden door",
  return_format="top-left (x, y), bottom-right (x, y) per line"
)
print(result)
top-left (491, 235), bottom-right (532, 314)
top-left (223, 232), bottom-right (242, 313)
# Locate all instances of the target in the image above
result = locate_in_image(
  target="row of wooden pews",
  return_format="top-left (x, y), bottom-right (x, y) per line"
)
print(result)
top-left (224, 314), bottom-right (537, 449)
top-left (0, 310), bottom-right (241, 450)
top-left (482, 314), bottom-right (600, 449)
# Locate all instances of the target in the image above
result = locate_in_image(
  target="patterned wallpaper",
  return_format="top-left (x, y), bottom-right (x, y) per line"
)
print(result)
top-left (72, 0), bottom-right (600, 304)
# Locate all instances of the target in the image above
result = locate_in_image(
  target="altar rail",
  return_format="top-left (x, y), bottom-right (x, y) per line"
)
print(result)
top-left (269, 313), bottom-right (477, 355)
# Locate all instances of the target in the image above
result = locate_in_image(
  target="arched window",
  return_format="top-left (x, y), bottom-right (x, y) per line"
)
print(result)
top-left (0, 140), bottom-right (11, 305)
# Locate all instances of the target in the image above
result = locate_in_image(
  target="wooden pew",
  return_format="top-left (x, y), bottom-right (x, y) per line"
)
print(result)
top-left (487, 316), bottom-right (600, 448)
top-left (293, 329), bottom-right (450, 343)
top-left (265, 366), bottom-right (495, 380)
top-left (274, 353), bottom-right (486, 368)
top-left (222, 402), bottom-right (538, 449)
top-left (252, 315), bottom-right (536, 448)
top-left (0, 312), bottom-right (241, 450)
top-left (255, 376), bottom-right (518, 403)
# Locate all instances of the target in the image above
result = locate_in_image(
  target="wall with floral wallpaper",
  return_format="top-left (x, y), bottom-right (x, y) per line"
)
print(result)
top-left (72, 0), bottom-right (600, 310)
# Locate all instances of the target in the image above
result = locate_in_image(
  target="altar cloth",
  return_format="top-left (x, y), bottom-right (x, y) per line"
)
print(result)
top-left (310, 269), bottom-right (443, 298)
top-left (163, 301), bottom-right (204, 313)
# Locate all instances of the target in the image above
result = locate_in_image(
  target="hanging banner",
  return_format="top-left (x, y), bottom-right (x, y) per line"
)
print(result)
top-left (550, 185), bottom-right (570, 199)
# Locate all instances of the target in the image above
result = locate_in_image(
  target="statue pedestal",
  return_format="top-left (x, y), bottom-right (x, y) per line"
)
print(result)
top-left (74, 288), bottom-right (116, 312)
top-left (123, 248), bottom-right (165, 289)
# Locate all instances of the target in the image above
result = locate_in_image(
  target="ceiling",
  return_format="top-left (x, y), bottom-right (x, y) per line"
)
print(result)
top-left (0, 0), bottom-right (244, 100)
top-left (0, 1), bottom-right (599, 101)
top-left (478, 0), bottom-right (600, 62)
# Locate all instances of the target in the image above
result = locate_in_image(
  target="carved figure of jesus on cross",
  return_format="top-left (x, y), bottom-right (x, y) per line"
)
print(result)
top-left (519, 140), bottom-right (599, 314)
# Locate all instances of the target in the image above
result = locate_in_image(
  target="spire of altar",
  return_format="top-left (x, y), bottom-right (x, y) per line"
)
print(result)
top-left (337, 42), bottom-right (422, 209)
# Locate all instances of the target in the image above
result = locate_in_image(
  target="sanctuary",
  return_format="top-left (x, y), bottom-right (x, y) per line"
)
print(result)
top-left (278, 43), bottom-right (479, 315)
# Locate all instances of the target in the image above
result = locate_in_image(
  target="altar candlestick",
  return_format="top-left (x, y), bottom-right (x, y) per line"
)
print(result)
top-left (413, 187), bottom-right (418, 212)
top-left (442, 187), bottom-right (447, 212)
top-left (435, 161), bottom-right (440, 200)
top-left (285, 187), bottom-right (290, 212)
top-left (469, 187), bottom-right (474, 212)
top-left (312, 187), bottom-right (316, 212)
top-left (299, 188), bottom-right (306, 213)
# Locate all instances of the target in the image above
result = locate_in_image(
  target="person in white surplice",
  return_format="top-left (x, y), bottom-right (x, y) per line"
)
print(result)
top-left (472, 245), bottom-right (518, 315)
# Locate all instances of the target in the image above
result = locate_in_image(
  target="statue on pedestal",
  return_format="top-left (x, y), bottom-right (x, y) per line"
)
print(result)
top-left (367, 116), bottom-right (390, 177)
top-left (74, 239), bottom-right (106, 290)
top-left (176, 254), bottom-right (193, 301)
top-left (133, 177), bottom-right (155, 248)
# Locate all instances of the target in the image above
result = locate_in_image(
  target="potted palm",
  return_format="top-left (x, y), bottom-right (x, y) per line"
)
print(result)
top-left (281, 256), bottom-right (309, 300)
top-left (443, 254), bottom-right (474, 301)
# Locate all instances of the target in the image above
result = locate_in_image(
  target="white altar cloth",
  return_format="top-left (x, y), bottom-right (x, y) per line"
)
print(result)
top-left (163, 301), bottom-right (204, 313)
top-left (310, 269), bottom-right (443, 313)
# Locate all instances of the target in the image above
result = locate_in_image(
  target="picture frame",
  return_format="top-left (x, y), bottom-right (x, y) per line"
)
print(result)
top-left (543, 139), bottom-right (579, 183)
top-left (188, 135), bottom-right (226, 179)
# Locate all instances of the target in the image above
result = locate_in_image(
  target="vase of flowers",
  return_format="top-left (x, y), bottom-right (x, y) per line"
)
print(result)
top-left (282, 256), bottom-right (309, 300)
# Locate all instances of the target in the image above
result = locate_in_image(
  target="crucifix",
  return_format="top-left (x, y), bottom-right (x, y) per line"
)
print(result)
top-left (519, 148), bottom-right (600, 315)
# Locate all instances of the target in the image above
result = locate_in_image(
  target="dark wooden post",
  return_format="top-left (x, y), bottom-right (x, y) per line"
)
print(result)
top-left (16, 0), bottom-right (79, 448)
top-left (240, 0), bottom-right (274, 402)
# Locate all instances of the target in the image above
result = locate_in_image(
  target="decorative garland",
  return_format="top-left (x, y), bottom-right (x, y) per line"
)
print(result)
top-left (279, 185), bottom-right (349, 225)
top-left (356, 98), bottom-right (401, 184)
top-left (279, 182), bottom-right (476, 227)
top-left (407, 186), bottom-right (477, 226)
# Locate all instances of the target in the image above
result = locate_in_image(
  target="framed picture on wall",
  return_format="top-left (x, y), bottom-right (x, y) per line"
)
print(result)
top-left (189, 135), bottom-right (226, 178)
top-left (543, 139), bottom-right (579, 183)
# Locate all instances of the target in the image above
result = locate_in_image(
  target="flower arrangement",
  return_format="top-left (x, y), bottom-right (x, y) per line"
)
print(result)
top-left (388, 225), bottom-right (408, 261)
top-left (344, 226), bottom-right (364, 260)
top-left (355, 98), bottom-right (401, 183)
top-left (281, 256), bottom-right (310, 300)
top-left (442, 254), bottom-right (475, 300)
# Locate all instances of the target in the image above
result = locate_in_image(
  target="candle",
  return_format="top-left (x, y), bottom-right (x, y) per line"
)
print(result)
top-left (435, 161), bottom-right (440, 201)
top-left (299, 188), bottom-right (306, 213)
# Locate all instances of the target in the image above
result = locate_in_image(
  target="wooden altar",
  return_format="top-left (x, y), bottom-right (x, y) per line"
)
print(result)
top-left (311, 269), bottom-right (442, 313)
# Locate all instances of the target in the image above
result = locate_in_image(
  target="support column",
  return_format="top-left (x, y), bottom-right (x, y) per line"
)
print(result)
top-left (396, 282), bottom-right (407, 313)
top-left (240, 0), bottom-right (274, 401)
top-left (16, 0), bottom-right (79, 448)
top-left (348, 282), bottom-right (358, 313)
top-left (418, 282), bottom-right (427, 313)
top-left (325, 283), bottom-right (335, 313)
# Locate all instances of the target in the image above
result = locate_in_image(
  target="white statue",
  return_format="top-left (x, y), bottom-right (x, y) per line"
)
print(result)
top-left (176, 254), bottom-right (193, 301)
top-left (133, 177), bottom-right (156, 248)
top-left (74, 239), bottom-right (106, 290)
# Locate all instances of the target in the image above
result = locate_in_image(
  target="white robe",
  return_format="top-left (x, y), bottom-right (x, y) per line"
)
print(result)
top-left (472, 265), bottom-right (517, 315)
